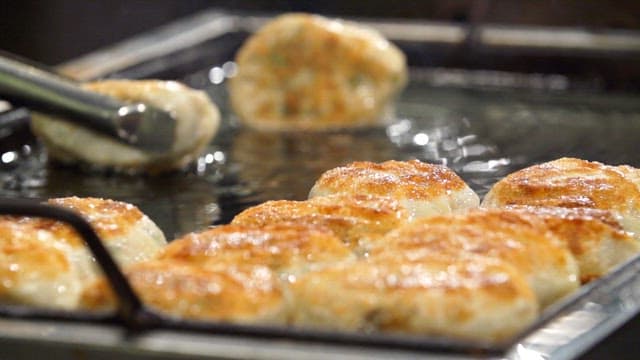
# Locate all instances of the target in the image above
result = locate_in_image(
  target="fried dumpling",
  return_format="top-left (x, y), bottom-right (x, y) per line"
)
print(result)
top-left (309, 160), bottom-right (479, 220)
top-left (0, 197), bottom-right (165, 309)
top-left (158, 223), bottom-right (354, 275)
top-left (0, 218), bottom-right (83, 309)
top-left (80, 261), bottom-right (286, 324)
top-left (503, 205), bottom-right (640, 283)
top-left (372, 209), bottom-right (579, 306)
top-left (82, 222), bottom-right (352, 322)
top-left (289, 255), bottom-right (538, 342)
top-left (482, 157), bottom-right (640, 239)
top-left (229, 13), bottom-right (407, 131)
top-left (48, 197), bottom-right (167, 266)
top-left (31, 80), bottom-right (220, 173)
top-left (231, 194), bottom-right (410, 253)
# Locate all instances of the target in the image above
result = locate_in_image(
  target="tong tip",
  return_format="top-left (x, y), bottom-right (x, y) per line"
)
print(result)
top-left (115, 104), bottom-right (176, 154)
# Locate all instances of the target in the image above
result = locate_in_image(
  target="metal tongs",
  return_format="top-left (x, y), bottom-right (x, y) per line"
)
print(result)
top-left (0, 53), bottom-right (175, 153)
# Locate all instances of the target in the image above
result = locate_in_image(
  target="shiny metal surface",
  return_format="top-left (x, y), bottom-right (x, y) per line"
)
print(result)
top-left (0, 54), bottom-right (176, 153)
top-left (2, 9), bottom-right (640, 359)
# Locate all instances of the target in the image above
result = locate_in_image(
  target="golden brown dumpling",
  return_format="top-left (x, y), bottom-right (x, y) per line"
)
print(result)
top-left (309, 160), bottom-right (479, 220)
top-left (48, 197), bottom-right (167, 266)
top-left (482, 157), bottom-right (640, 239)
top-left (80, 261), bottom-right (285, 324)
top-left (503, 205), bottom-right (640, 283)
top-left (372, 209), bottom-right (580, 307)
top-left (158, 223), bottom-right (354, 275)
top-left (0, 197), bottom-right (165, 309)
top-left (231, 194), bottom-right (410, 253)
top-left (289, 255), bottom-right (538, 342)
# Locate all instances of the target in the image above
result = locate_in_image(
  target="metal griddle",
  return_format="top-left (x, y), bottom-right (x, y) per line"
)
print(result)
top-left (1, 9), bottom-right (640, 359)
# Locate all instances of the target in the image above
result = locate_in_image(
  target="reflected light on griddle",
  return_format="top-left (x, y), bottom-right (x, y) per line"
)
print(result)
top-left (208, 61), bottom-right (238, 85)
top-left (1, 151), bottom-right (17, 164)
top-left (513, 344), bottom-right (546, 360)
top-left (208, 67), bottom-right (225, 84)
top-left (412, 133), bottom-right (429, 146)
top-left (462, 158), bottom-right (511, 173)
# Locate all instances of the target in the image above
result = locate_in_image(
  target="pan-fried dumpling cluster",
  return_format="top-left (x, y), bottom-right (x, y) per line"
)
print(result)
top-left (482, 158), bottom-right (640, 283)
top-left (30, 80), bottom-right (220, 173)
top-left (77, 158), bottom-right (640, 342)
top-left (82, 159), bottom-right (540, 342)
top-left (80, 222), bottom-right (353, 323)
top-left (7, 157), bottom-right (640, 344)
top-left (0, 197), bottom-right (165, 309)
top-left (229, 13), bottom-right (407, 131)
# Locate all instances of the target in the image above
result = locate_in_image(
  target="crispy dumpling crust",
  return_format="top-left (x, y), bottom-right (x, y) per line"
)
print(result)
top-left (373, 209), bottom-right (580, 307)
top-left (0, 216), bottom-right (79, 308)
top-left (232, 194), bottom-right (410, 252)
top-left (482, 157), bottom-right (640, 237)
top-left (0, 197), bottom-right (165, 309)
top-left (289, 255), bottom-right (538, 342)
top-left (309, 160), bottom-right (479, 220)
top-left (49, 197), bottom-right (167, 266)
top-left (503, 205), bottom-right (640, 283)
top-left (80, 261), bottom-right (286, 323)
top-left (159, 223), bottom-right (354, 275)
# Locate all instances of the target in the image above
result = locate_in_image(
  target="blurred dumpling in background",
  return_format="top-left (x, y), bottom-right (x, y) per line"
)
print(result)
top-left (309, 160), bottom-right (479, 220)
top-left (31, 80), bottom-right (220, 173)
top-left (229, 13), bottom-right (407, 131)
top-left (0, 197), bottom-right (165, 309)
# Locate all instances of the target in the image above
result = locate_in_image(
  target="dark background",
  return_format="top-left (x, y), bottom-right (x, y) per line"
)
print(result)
top-left (2, 0), bottom-right (640, 65)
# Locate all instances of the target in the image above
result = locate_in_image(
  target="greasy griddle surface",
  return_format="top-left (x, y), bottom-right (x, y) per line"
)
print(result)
top-left (1, 31), bottom-right (640, 241)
